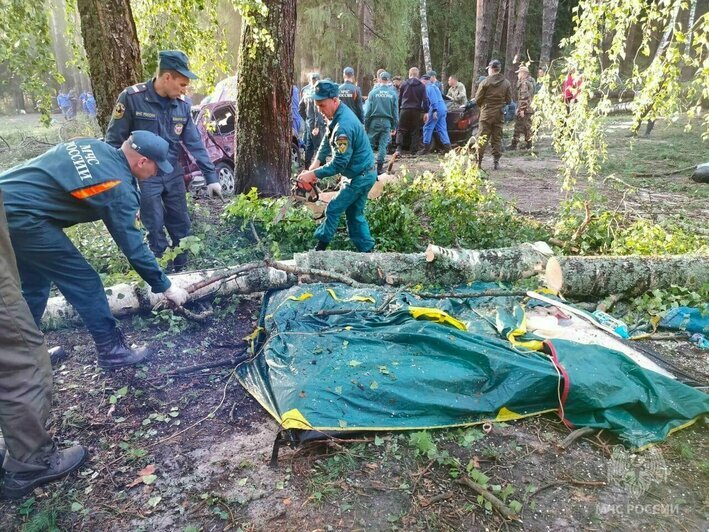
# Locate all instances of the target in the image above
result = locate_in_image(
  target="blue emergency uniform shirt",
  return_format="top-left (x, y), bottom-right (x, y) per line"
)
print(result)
top-left (338, 81), bottom-right (364, 123)
top-left (0, 138), bottom-right (170, 292)
top-left (315, 103), bottom-right (374, 180)
top-left (104, 79), bottom-right (217, 184)
top-left (426, 83), bottom-right (447, 113)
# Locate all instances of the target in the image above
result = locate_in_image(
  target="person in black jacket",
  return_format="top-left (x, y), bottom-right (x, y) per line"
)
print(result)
top-left (394, 67), bottom-right (429, 156)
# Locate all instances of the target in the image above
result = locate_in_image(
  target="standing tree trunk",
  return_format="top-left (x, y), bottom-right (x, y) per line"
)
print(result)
top-left (440, 0), bottom-right (453, 93)
top-left (473, 0), bottom-right (494, 90)
top-left (76, 0), bottom-right (142, 132)
top-left (491, 0), bottom-right (508, 61)
top-left (685, 0), bottom-right (698, 54)
top-left (505, 0), bottom-right (530, 91)
top-left (357, 0), bottom-right (375, 94)
top-left (653, 0), bottom-right (681, 62)
top-left (234, 0), bottom-right (296, 197)
top-left (504, 0), bottom-right (516, 73)
top-left (419, 0), bottom-right (433, 73)
top-left (539, 0), bottom-right (558, 69)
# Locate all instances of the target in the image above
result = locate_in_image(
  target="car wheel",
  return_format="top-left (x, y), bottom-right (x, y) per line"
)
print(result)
top-left (216, 162), bottom-right (235, 195)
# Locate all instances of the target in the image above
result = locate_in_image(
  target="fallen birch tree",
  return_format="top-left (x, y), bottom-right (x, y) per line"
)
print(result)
top-left (41, 243), bottom-right (709, 326)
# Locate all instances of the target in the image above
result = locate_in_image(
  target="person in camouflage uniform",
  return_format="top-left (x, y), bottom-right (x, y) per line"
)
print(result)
top-left (511, 66), bottom-right (535, 150)
top-left (475, 60), bottom-right (512, 170)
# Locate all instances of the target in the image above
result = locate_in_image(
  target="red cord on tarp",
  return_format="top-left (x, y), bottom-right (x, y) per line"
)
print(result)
top-left (544, 340), bottom-right (574, 429)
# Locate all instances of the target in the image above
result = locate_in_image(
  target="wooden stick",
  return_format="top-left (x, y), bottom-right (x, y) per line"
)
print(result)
top-left (268, 259), bottom-right (364, 287)
top-left (166, 351), bottom-right (248, 376)
top-left (456, 477), bottom-right (519, 521)
top-left (558, 427), bottom-right (597, 450)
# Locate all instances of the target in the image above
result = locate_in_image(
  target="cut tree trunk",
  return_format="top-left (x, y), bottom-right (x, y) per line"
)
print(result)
top-left (42, 267), bottom-right (295, 328)
top-left (546, 255), bottom-right (709, 299)
top-left (234, 0), bottom-right (296, 197)
top-left (76, 0), bottom-right (142, 132)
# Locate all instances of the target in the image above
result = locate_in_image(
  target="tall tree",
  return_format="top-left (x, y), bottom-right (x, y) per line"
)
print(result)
top-left (505, 0), bottom-right (516, 74)
top-left (539, 0), bottom-right (559, 69)
top-left (685, 0), bottom-right (698, 54)
top-left (505, 0), bottom-right (530, 89)
top-left (472, 0), bottom-right (494, 89)
top-left (234, 0), bottom-right (296, 197)
top-left (76, 0), bottom-right (142, 131)
top-left (653, 0), bottom-right (682, 62)
top-left (419, 0), bottom-right (433, 72)
top-left (491, 0), bottom-right (508, 61)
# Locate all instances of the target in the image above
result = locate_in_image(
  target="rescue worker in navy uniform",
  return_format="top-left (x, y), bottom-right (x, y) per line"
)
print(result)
top-left (105, 50), bottom-right (222, 272)
top-left (339, 67), bottom-right (364, 123)
top-left (364, 72), bottom-right (398, 174)
top-left (296, 81), bottom-right (376, 252)
top-left (299, 72), bottom-right (326, 167)
top-left (0, 191), bottom-right (87, 499)
top-left (0, 131), bottom-right (189, 370)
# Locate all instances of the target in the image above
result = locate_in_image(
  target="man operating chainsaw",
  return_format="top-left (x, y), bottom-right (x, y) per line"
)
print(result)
top-left (296, 80), bottom-right (376, 252)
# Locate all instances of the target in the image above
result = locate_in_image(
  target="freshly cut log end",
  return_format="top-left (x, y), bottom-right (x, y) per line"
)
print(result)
top-left (546, 254), bottom-right (709, 299)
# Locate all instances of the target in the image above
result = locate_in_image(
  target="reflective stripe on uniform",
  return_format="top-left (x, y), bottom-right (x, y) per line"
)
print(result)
top-left (70, 180), bottom-right (121, 199)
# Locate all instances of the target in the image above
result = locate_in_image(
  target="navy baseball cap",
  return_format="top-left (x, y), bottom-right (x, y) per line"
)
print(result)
top-left (129, 130), bottom-right (173, 174)
top-left (158, 50), bottom-right (198, 80)
top-left (309, 72), bottom-right (321, 81)
top-left (343, 66), bottom-right (354, 76)
top-left (380, 71), bottom-right (391, 81)
top-left (421, 74), bottom-right (431, 80)
top-left (312, 80), bottom-right (340, 100)
top-left (427, 70), bottom-right (437, 77)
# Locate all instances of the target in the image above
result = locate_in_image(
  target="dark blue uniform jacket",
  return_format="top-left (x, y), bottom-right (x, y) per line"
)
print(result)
top-left (0, 139), bottom-right (170, 292)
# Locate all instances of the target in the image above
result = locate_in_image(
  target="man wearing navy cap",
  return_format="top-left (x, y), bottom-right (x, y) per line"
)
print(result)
top-left (339, 67), bottom-right (364, 123)
top-left (427, 70), bottom-right (443, 92)
top-left (0, 130), bottom-right (189, 370)
top-left (296, 80), bottom-right (376, 252)
top-left (105, 50), bottom-right (221, 272)
top-left (299, 72), bottom-right (326, 167)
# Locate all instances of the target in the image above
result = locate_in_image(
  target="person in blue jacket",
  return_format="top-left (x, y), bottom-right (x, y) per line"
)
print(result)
top-left (56, 92), bottom-right (71, 120)
top-left (299, 72), bottom-right (326, 167)
top-left (105, 50), bottom-right (222, 272)
top-left (419, 74), bottom-right (452, 154)
top-left (297, 80), bottom-right (376, 252)
top-left (0, 131), bottom-right (189, 369)
top-left (291, 85), bottom-right (302, 139)
top-left (84, 91), bottom-right (97, 117)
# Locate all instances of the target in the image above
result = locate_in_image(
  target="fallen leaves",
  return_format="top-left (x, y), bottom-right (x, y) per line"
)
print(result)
top-left (127, 464), bottom-right (157, 488)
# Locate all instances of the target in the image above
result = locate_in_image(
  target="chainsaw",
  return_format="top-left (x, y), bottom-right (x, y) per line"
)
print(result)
top-left (273, 178), bottom-right (321, 224)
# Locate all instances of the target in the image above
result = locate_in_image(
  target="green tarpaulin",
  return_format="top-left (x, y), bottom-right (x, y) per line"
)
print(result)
top-left (236, 283), bottom-right (708, 448)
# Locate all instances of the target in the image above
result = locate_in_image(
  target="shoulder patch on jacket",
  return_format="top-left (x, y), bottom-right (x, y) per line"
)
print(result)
top-left (126, 83), bottom-right (147, 95)
top-left (335, 134), bottom-right (349, 154)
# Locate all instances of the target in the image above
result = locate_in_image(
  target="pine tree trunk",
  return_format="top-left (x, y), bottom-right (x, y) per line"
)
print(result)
top-left (539, 0), bottom-right (558, 69)
top-left (440, 0), bottom-right (453, 92)
top-left (505, 0), bottom-right (530, 91)
top-left (76, 0), bottom-right (142, 132)
top-left (234, 0), bottom-right (296, 197)
top-left (419, 0), bottom-right (433, 73)
top-left (473, 0), bottom-right (493, 88)
top-left (504, 0), bottom-right (516, 74)
top-left (546, 255), bottom-right (709, 299)
top-left (492, 0), bottom-right (508, 61)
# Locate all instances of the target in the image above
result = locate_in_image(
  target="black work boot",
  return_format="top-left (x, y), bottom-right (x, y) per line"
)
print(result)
top-left (376, 162), bottom-right (384, 175)
top-left (442, 144), bottom-right (452, 154)
top-left (493, 158), bottom-right (500, 170)
top-left (314, 240), bottom-right (329, 251)
top-left (416, 143), bottom-right (433, 156)
top-left (96, 329), bottom-right (151, 370)
top-left (2, 445), bottom-right (87, 500)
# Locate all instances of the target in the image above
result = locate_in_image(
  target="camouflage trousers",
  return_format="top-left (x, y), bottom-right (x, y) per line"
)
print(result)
top-left (512, 113), bottom-right (532, 147)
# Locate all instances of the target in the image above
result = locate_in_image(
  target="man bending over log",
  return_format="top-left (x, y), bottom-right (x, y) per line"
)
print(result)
top-left (0, 131), bottom-right (188, 369)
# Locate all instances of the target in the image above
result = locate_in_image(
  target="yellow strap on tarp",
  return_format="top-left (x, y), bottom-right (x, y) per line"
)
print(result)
top-left (498, 306), bottom-right (545, 352)
top-left (408, 306), bottom-right (468, 331)
top-left (326, 288), bottom-right (376, 303)
top-left (280, 408), bottom-right (313, 430)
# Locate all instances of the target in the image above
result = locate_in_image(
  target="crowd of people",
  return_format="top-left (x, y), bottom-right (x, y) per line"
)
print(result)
top-left (56, 89), bottom-right (96, 120)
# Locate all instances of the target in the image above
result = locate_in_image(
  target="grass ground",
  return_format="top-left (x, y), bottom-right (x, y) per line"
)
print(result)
top-left (0, 112), bottom-right (706, 531)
